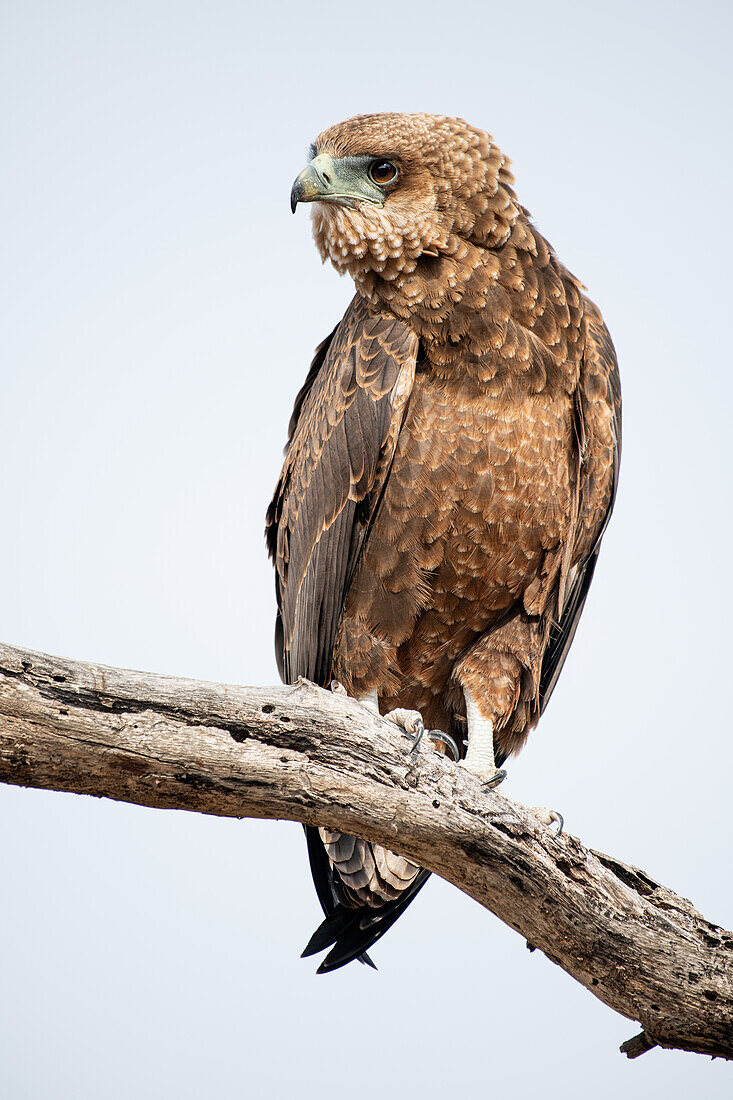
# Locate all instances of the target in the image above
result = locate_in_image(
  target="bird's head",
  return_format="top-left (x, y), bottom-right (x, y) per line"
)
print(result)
top-left (290, 113), bottom-right (520, 286)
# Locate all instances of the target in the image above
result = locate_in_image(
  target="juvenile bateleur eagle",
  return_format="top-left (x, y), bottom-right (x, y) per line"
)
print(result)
top-left (266, 113), bottom-right (621, 973)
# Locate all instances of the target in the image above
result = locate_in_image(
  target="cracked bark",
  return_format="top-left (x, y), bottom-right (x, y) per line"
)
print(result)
top-left (0, 640), bottom-right (731, 1060)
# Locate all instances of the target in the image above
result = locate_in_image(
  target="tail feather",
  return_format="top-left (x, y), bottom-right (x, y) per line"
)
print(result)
top-left (303, 825), bottom-right (377, 968)
top-left (315, 870), bottom-right (431, 974)
top-left (303, 825), bottom-right (429, 973)
top-left (301, 909), bottom-right (359, 957)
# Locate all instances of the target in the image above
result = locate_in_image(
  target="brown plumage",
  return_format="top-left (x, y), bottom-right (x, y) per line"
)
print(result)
top-left (266, 113), bottom-right (620, 971)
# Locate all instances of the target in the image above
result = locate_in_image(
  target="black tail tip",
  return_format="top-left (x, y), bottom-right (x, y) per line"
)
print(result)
top-left (301, 909), bottom-right (379, 972)
top-left (300, 902), bottom-right (381, 971)
top-left (300, 909), bottom-right (348, 958)
top-left (315, 948), bottom-right (377, 975)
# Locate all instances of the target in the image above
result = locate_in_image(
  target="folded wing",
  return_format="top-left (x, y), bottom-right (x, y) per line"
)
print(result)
top-left (266, 294), bottom-right (419, 687)
top-left (540, 299), bottom-right (622, 710)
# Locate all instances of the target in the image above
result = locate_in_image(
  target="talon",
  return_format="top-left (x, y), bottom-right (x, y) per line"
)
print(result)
top-left (484, 767), bottom-right (507, 790)
top-left (426, 730), bottom-right (461, 762)
top-left (459, 760), bottom-right (507, 788)
top-left (410, 718), bottom-right (425, 753)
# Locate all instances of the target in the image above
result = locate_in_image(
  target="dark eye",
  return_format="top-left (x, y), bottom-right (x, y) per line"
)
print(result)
top-left (369, 160), bottom-right (398, 186)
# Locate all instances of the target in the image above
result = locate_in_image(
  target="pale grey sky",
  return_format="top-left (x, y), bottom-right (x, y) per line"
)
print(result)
top-left (1, 1), bottom-right (732, 1097)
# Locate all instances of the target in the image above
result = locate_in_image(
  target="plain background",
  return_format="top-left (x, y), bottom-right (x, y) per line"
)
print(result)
top-left (1, 2), bottom-right (731, 1097)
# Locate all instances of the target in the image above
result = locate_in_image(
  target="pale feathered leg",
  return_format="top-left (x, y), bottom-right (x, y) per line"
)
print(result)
top-left (460, 689), bottom-right (507, 788)
top-left (460, 689), bottom-right (563, 829)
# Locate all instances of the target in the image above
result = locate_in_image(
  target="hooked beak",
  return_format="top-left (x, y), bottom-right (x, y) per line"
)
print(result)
top-left (290, 153), bottom-right (385, 213)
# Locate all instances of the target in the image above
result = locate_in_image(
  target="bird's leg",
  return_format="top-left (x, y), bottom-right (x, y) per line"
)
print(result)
top-left (453, 640), bottom-right (564, 825)
top-left (459, 690), bottom-right (563, 827)
top-left (460, 689), bottom-right (507, 789)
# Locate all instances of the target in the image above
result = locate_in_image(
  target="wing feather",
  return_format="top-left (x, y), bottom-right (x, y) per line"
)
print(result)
top-left (267, 294), bottom-right (418, 686)
top-left (539, 298), bottom-right (621, 710)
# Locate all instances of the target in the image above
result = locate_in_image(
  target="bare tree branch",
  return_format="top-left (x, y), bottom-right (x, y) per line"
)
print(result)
top-left (0, 640), bottom-right (731, 1060)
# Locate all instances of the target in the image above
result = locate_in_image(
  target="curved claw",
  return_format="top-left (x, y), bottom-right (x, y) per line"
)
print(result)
top-left (484, 768), bottom-right (507, 790)
top-left (425, 729), bottom-right (461, 762)
top-left (410, 718), bottom-right (425, 753)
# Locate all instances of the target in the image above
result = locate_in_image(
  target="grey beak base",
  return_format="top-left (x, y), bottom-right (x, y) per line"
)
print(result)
top-left (289, 153), bottom-right (385, 213)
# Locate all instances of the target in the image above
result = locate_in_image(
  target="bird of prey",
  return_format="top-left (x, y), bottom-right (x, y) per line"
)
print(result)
top-left (266, 113), bottom-right (620, 973)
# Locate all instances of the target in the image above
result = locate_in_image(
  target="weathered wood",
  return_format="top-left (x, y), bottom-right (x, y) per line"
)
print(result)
top-left (0, 640), bottom-right (731, 1060)
top-left (620, 1031), bottom-right (658, 1059)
